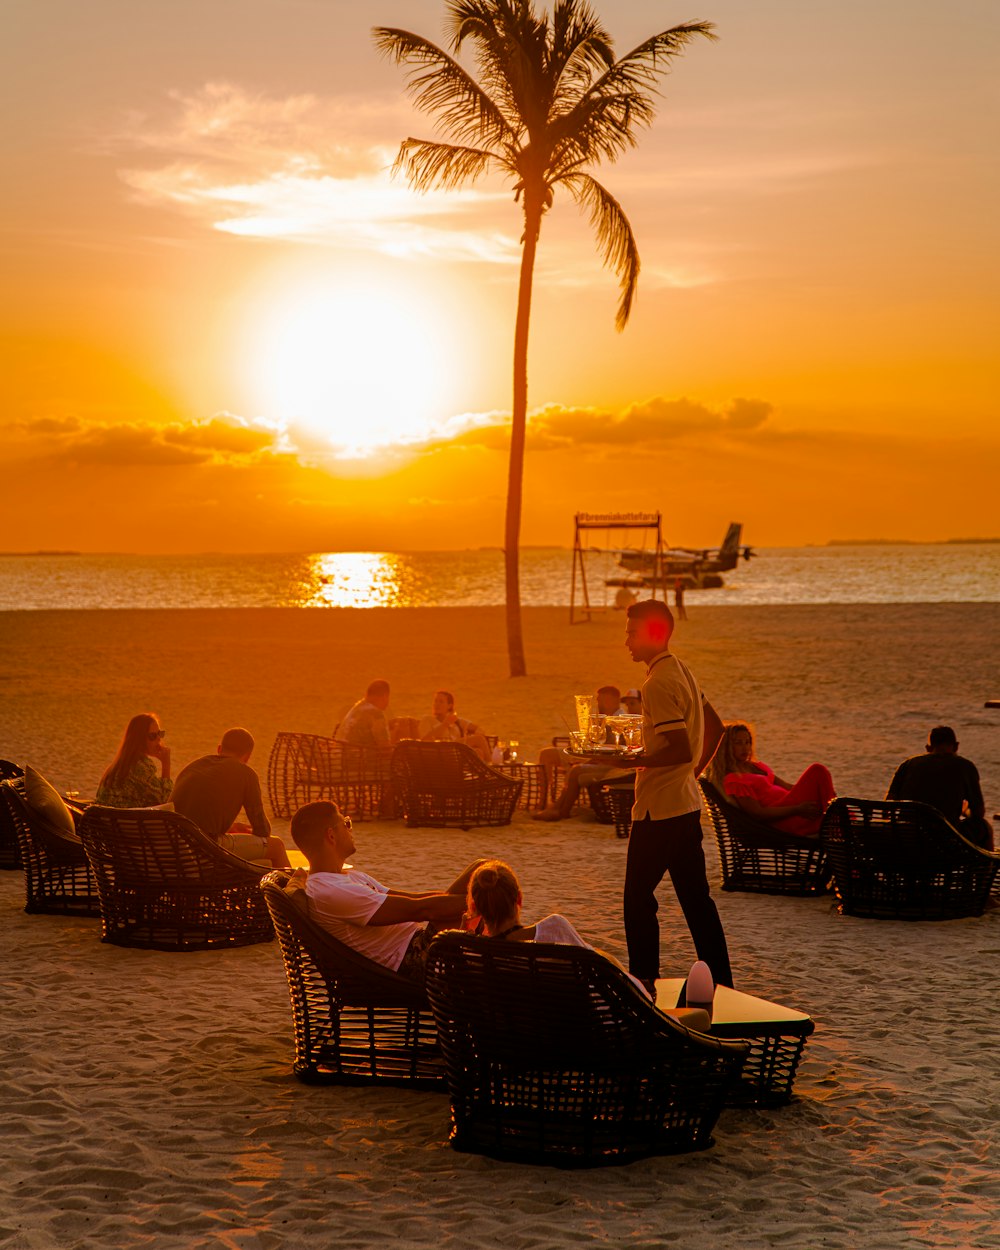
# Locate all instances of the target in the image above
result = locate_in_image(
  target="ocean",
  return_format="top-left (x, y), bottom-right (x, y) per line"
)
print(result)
top-left (0, 544), bottom-right (998, 610)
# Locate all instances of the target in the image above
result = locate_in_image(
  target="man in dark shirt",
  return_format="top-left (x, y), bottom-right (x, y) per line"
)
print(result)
top-left (172, 727), bottom-right (291, 867)
top-left (886, 725), bottom-right (993, 849)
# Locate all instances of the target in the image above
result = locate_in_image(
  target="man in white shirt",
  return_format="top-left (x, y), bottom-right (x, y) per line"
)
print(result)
top-left (623, 599), bottom-right (731, 995)
top-left (289, 800), bottom-right (482, 979)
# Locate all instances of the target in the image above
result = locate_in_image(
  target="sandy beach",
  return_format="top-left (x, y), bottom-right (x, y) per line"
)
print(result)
top-left (1, 604), bottom-right (998, 1249)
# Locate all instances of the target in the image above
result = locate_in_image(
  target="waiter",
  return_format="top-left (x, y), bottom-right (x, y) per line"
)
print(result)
top-left (622, 598), bottom-right (731, 996)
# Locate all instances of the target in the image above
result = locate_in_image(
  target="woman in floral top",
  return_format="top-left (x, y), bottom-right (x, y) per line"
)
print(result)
top-left (96, 713), bottom-right (173, 808)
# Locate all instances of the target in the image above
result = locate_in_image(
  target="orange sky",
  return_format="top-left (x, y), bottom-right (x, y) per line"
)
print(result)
top-left (2, 0), bottom-right (998, 552)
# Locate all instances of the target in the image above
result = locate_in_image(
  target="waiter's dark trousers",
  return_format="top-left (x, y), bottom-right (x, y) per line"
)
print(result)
top-left (624, 810), bottom-right (733, 987)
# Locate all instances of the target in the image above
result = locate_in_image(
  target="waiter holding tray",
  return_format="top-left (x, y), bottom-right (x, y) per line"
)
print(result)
top-left (581, 598), bottom-right (733, 998)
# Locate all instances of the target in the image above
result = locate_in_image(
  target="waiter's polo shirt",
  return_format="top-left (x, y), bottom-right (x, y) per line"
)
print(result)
top-left (633, 650), bottom-right (705, 821)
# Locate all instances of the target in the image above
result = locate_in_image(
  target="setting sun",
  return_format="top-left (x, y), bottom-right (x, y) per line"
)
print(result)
top-left (244, 276), bottom-right (454, 456)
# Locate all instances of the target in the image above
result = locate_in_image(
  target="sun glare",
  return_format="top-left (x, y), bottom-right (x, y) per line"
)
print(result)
top-left (245, 277), bottom-right (453, 457)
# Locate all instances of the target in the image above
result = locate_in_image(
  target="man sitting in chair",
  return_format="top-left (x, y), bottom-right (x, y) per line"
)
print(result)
top-left (172, 727), bottom-right (291, 868)
top-left (533, 684), bottom-right (634, 822)
top-left (289, 799), bottom-right (482, 979)
top-left (886, 725), bottom-right (993, 850)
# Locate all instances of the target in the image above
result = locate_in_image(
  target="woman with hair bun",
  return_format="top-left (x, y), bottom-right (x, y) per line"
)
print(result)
top-left (466, 860), bottom-right (710, 1029)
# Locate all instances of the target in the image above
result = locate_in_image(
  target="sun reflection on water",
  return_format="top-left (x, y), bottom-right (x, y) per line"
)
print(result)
top-left (303, 552), bottom-right (406, 608)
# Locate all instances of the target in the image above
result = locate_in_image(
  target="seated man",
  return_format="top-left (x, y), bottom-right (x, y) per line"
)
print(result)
top-left (289, 799), bottom-right (483, 979)
top-left (886, 725), bottom-right (993, 849)
top-left (171, 727), bottom-right (290, 868)
top-left (534, 684), bottom-right (633, 821)
top-left (418, 689), bottom-right (492, 764)
top-left (621, 688), bottom-right (643, 716)
top-left (338, 679), bottom-right (391, 749)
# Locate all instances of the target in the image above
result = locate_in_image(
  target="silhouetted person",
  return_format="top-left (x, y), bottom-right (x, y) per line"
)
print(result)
top-left (673, 577), bottom-right (687, 620)
top-left (887, 725), bottom-right (993, 849)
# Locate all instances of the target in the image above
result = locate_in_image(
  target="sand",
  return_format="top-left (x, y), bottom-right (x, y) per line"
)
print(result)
top-left (1, 604), bottom-right (998, 1249)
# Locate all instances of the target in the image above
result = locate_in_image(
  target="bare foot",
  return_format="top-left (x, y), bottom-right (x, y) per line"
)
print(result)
top-left (531, 806), bottom-right (563, 822)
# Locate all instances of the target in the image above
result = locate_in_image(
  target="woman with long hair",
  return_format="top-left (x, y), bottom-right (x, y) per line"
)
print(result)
top-left (465, 860), bottom-right (710, 1029)
top-left (703, 722), bottom-right (835, 836)
top-left (96, 712), bottom-right (173, 808)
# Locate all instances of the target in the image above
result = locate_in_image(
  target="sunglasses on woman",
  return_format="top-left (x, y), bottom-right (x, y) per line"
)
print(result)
top-left (147, 729), bottom-right (166, 740)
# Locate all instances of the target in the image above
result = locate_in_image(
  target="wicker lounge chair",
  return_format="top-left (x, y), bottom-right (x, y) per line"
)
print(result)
top-left (424, 932), bottom-right (749, 1167)
top-left (78, 806), bottom-right (274, 950)
top-left (821, 797), bottom-right (1000, 920)
top-left (700, 779), bottom-right (830, 896)
top-left (261, 870), bottom-right (444, 1088)
top-left (266, 731), bottom-right (394, 822)
top-left (0, 762), bottom-right (25, 868)
top-left (604, 782), bottom-right (635, 840)
top-left (0, 779), bottom-right (100, 915)
top-left (391, 741), bottom-right (522, 829)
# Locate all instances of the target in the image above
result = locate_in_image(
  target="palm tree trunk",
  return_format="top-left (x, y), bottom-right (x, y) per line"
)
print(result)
top-left (504, 199), bottom-right (542, 678)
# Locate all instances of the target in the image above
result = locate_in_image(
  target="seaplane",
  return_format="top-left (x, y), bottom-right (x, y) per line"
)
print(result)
top-left (607, 522), bottom-right (756, 591)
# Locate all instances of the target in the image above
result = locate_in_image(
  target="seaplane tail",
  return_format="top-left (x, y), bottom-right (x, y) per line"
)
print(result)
top-left (719, 522), bottom-right (743, 562)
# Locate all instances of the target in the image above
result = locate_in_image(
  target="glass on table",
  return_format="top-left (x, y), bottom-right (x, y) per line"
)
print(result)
top-left (586, 717), bottom-right (606, 750)
top-left (508, 738), bottom-right (519, 762)
top-left (568, 730), bottom-right (585, 752)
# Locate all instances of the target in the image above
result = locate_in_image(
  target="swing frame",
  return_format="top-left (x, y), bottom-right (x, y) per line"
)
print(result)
top-left (569, 512), bottom-right (664, 624)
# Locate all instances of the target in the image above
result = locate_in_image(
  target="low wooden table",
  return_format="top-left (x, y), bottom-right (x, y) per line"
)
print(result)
top-left (656, 978), bottom-right (815, 1107)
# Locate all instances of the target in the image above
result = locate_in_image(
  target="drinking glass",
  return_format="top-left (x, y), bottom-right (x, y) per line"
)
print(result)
top-left (575, 694), bottom-right (598, 734)
top-left (569, 731), bottom-right (584, 752)
top-left (508, 738), bottom-right (519, 762)
top-left (586, 717), bottom-right (606, 750)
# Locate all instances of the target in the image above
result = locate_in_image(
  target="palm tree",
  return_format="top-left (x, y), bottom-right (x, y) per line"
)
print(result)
top-left (374, 1), bottom-right (715, 677)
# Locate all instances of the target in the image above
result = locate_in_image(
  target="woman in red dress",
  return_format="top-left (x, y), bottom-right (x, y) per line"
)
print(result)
top-left (704, 722), bottom-right (835, 836)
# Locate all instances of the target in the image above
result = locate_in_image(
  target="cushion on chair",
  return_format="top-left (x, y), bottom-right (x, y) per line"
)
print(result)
top-left (23, 765), bottom-right (76, 837)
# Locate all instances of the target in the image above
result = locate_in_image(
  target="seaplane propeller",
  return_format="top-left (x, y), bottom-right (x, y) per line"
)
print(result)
top-left (741, 546), bottom-right (757, 561)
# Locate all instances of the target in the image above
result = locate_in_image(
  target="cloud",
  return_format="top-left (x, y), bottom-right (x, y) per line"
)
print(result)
top-left (434, 396), bottom-right (775, 454)
top-left (9, 411), bottom-right (285, 467)
top-left (113, 82), bottom-right (518, 262)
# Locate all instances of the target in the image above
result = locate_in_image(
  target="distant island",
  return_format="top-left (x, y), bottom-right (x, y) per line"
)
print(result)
top-left (824, 538), bottom-right (999, 547)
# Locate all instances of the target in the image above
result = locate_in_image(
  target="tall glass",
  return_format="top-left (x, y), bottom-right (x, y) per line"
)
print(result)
top-left (575, 694), bottom-right (598, 735)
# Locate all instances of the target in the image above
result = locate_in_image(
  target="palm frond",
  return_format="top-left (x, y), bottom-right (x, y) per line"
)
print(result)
top-left (393, 138), bottom-right (507, 192)
top-left (372, 26), bottom-right (516, 149)
top-left (581, 22), bottom-right (717, 103)
top-left (448, 0), bottom-right (552, 140)
top-left (549, 0), bottom-right (614, 108)
top-left (561, 171), bottom-right (640, 331)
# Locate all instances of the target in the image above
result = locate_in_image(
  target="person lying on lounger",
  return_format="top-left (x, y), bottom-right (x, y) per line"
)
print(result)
top-left (288, 799), bottom-right (483, 981)
top-left (703, 722), bottom-right (835, 836)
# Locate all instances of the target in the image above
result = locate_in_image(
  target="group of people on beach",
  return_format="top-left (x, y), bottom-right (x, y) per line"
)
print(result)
top-left (92, 596), bottom-right (993, 999)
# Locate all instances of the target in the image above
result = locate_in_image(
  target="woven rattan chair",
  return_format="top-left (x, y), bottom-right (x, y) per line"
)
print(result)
top-left (699, 779), bottom-right (830, 896)
top-left (821, 797), bottom-right (1000, 920)
top-left (425, 932), bottom-right (749, 1168)
top-left (605, 783), bottom-right (635, 840)
top-left (0, 779), bottom-right (100, 915)
top-left (391, 741), bottom-right (522, 829)
top-left (266, 731), bottom-right (394, 822)
top-left (261, 870), bottom-right (444, 1087)
top-left (0, 762), bottom-right (25, 869)
top-left (78, 806), bottom-right (274, 950)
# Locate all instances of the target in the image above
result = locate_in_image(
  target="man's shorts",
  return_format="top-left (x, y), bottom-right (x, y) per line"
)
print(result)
top-left (219, 831), bottom-right (270, 863)
top-left (397, 926), bottom-right (435, 981)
